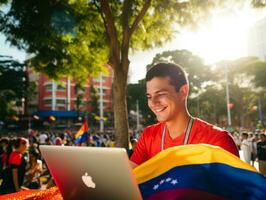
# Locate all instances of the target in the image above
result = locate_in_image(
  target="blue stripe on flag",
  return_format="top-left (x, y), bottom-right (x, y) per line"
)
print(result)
top-left (74, 132), bottom-right (88, 145)
top-left (139, 163), bottom-right (266, 200)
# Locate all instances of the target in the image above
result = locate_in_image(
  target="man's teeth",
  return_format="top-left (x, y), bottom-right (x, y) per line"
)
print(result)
top-left (155, 108), bottom-right (165, 112)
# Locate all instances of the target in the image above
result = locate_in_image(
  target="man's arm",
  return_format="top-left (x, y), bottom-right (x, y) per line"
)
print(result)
top-left (12, 168), bottom-right (21, 191)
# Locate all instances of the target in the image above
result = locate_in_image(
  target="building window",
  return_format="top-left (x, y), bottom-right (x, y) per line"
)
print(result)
top-left (57, 99), bottom-right (66, 104)
top-left (45, 84), bottom-right (52, 91)
top-left (57, 85), bottom-right (66, 91)
top-left (44, 99), bottom-right (52, 105)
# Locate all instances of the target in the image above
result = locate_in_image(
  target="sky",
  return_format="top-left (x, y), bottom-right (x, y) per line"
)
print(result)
top-left (0, 4), bottom-right (266, 83)
top-left (0, 34), bottom-right (26, 62)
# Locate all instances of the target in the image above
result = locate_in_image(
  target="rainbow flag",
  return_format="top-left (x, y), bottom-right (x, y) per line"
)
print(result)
top-left (74, 119), bottom-right (88, 144)
top-left (133, 144), bottom-right (266, 200)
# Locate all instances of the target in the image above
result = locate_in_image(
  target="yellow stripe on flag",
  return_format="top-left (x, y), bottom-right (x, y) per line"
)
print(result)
top-left (75, 120), bottom-right (88, 139)
top-left (133, 144), bottom-right (257, 184)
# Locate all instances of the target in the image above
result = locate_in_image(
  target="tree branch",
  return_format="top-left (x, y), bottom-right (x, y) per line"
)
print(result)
top-left (121, 0), bottom-right (132, 74)
top-left (93, 0), bottom-right (108, 36)
top-left (129, 0), bottom-right (151, 36)
top-left (121, 0), bottom-right (131, 33)
top-left (100, 0), bottom-right (120, 66)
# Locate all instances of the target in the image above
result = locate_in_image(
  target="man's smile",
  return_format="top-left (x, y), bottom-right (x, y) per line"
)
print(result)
top-left (154, 107), bottom-right (167, 113)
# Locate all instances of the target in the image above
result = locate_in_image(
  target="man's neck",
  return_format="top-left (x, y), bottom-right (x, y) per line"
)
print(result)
top-left (165, 113), bottom-right (190, 139)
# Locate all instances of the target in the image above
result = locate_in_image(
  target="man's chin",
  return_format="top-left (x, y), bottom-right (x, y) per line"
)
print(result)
top-left (156, 117), bottom-right (166, 123)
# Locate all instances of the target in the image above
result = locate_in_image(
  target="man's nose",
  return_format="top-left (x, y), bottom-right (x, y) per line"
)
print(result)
top-left (149, 96), bottom-right (160, 105)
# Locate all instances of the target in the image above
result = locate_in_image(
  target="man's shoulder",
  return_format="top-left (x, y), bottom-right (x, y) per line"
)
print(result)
top-left (195, 118), bottom-right (228, 135)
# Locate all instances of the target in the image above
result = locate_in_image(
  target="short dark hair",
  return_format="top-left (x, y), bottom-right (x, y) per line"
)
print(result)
top-left (242, 133), bottom-right (248, 137)
top-left (145, 63), bottom-right (188, 92)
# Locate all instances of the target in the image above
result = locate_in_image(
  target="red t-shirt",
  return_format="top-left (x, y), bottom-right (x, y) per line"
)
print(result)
top-left (130, 118), bottom-right (239, 165)
top-left (9, 151), bottom-right (22, 166)
top-left (8, 151), bottom-right (27, 188)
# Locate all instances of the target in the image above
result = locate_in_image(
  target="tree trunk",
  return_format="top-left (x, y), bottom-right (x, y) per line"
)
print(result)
top-left (112, 65), bottom-right (129, 148)
top-left (99, 0), bottom-right (150, 148)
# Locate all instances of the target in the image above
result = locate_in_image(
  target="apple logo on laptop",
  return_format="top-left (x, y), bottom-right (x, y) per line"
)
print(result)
top-left (82, 172), bottom-right (96, 188)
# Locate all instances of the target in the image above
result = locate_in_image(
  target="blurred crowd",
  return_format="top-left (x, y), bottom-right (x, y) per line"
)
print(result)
top-left (0, 129), bottom-right (138, 194)
top-left (0, 128), bottom-right (265, 195)
top-left (231, 130), bottom-right (266, 175)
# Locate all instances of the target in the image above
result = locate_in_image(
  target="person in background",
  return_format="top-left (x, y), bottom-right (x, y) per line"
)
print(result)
top-left (0, 137), bottom-right (12, 194)
top-left (257, 133), bottom-right (266, 175)
top-left (130, 63), bottom-right (239, 169)
top-left (127, 138), bottom-right (138, 158)
top-left (54, 136), bottom-right (63, 146)
top-left (45, 137), bottom-right (53, 145)
top-left (0, 137), bottom-right (29, 194)
top-left (249, 133), bottom-right (258, 167)
top-left (0, 137), bottom-right (10, 173)
top-left (39, 132), bottom-right (48, 145)
top-left (232, 131), bottom-right (241, 150)
top-left (240, 133), bottom-right (252, 164)
top-left (25, 148), bottom-right (43, 189)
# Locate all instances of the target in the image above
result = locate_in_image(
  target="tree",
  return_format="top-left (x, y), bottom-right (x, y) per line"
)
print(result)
top-left (127, 80), bottom-right (156, 127)
top-left (189, 85), bottom-right (227, 124)
top-left (87, 85), bottom-right (100, 127)
top-left (0, 55), bottom-right (26, 120)
top-left (1, 1), bottom-right (265, 147)
top-left (213, 58), bottom-right (266, 128)
top-left (0, 89), bottom-right (16, 121)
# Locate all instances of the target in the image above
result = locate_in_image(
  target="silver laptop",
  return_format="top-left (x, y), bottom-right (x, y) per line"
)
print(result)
top-left (39, 145), bottom-right (142, 200)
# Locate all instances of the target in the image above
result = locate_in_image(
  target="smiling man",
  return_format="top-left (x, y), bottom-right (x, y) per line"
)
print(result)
top-left (130, 63), bottom-right (239, 169)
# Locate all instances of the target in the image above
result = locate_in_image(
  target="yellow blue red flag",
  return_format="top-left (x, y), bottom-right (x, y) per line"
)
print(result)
top-left (74, 119), bottom-right (88, 145)
top-left (133, 144), bottom-right (266, 200)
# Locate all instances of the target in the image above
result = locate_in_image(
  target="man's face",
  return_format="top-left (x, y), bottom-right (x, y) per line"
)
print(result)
top-left (19, 139), bottom-right (29, 154)
top-left (146, 77), bottom-right (185, 123)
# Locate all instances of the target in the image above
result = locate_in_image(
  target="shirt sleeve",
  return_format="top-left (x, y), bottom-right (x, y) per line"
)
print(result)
top-left (130, 129), bottom-right (149, 165)
top-left (212, 131), bottom-right (240, 157)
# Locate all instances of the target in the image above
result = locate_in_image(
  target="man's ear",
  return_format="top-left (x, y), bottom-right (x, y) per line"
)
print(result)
top-left (179, 84), bottom-right (189, 100)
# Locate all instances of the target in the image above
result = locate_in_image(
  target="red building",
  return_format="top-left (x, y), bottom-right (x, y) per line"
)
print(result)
top-left (27, 66), bottom-right (113, 120)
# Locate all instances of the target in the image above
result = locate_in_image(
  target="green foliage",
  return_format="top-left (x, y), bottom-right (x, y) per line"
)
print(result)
top-left (252, 0), bottom-right (266, 7)
top-left (0, 55), bottom-right (26, 120)
top-left (252, 62), bottom-right (266, 88)
top-left (130, 0), bottom-right (217, 50)
top-left (0, 55), bottom-right (25, 96)
top-left (127, 80), bottom-right (156, 126)
top-left (216, 57), bottom-right (266, 89)
top-left (87, 85), bottom-right (100, 127)
top-left (0, 0), bottom-right (108, 82)
top-left (0, 90), bottom-right (17, 121)
top-left (0, 0), bottom-right (232, 81)
top-left (199, 58), bottom-right (266, 127)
